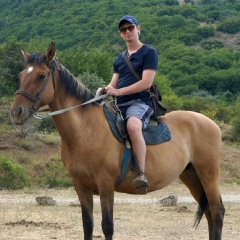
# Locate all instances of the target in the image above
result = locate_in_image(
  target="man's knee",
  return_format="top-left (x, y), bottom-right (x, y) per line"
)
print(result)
top-left (127, 118), bottom-right (142, 135)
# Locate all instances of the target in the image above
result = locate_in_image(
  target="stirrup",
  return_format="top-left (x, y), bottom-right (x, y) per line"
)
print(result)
top-left (133, 172), bottom-right (149, 195)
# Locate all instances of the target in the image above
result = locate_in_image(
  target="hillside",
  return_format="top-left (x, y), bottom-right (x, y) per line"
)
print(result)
top-left (1, 0), bottom-right (240, 186)
top-left (0, 101), bottom-right (240, 189)
top-left (1, 0), bottom-right (240, 99)
top-left (1, 0), bottom-right (240, 50)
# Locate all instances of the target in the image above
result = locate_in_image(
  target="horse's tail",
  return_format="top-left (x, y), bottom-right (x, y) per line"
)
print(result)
top-left (193, 187), bottom-right (209, 229)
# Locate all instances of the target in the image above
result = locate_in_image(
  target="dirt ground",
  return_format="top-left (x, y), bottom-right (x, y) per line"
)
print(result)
top-left (0, 181), bottom-right (240, 240)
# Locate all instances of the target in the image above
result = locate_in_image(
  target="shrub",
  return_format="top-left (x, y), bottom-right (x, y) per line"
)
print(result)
top-left (201, 40), bottom-right (224, 50)
top-left (0, 155), bottom-right (30, 189)
top-left (230, 96), bottom-right (240, 142)
top-left (206, 18), bottom-right (215, 24)
top-left (77, 71), bottom-right (106, 93)
top-left (35, 117), bottom-right (56, 133)
top-left (217, 18), bottom-right (240, 34)
top-left (231, 117), bottom-right (240, 142)
top-left (196, 26), bottom-right (214, 38)
top-left (43, 156), bottom-right (72, 188)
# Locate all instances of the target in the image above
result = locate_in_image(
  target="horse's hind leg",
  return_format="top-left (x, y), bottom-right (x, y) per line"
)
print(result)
top-left (180, 164), bottom-right (225, 240)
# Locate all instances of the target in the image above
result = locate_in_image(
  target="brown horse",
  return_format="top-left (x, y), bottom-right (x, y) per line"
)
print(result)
top-left (10, 43), bottom-right (225, 240)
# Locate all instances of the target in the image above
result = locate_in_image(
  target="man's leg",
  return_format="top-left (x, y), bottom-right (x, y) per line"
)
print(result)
top-left (127, 117), bottom-right (146, 171)
top-left (127, 117), bottom-right (149, 194)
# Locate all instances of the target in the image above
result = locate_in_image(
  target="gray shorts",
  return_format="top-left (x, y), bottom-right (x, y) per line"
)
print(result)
top-left (117, 100), bottom-right (154, 129)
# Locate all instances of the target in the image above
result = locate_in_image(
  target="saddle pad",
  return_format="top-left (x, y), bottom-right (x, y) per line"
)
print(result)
top-left (103, 105), bottom-right (171, 145)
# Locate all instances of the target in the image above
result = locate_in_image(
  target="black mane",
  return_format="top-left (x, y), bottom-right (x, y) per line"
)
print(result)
top-left (25, 53), bottom-right (94, 102)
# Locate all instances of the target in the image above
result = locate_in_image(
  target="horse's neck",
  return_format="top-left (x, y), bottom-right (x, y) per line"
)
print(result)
top-left (49, 98), bottom-right (104, 147)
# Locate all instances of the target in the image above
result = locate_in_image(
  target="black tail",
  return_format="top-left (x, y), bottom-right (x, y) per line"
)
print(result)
top-left (193, 187), bottom-right (209, 229)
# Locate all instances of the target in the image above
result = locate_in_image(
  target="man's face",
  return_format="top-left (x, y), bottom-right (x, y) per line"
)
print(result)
top-left (119, 23), bottom-right (140, 42)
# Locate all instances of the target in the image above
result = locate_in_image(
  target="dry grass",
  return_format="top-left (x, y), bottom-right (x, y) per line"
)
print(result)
top-left (0, 183), bottom-right (240, 239)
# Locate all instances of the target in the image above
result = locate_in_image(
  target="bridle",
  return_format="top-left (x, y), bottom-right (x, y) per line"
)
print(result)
top-left (16, 61), bottom-right (57, 115)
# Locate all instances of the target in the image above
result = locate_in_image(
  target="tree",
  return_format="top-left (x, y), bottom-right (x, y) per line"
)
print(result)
top-left (0, 37), bottom-right (25, 96)
top-left (77, 72), bottom-right (106, 93)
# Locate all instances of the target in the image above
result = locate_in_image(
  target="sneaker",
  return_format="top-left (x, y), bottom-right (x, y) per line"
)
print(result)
top-left (133, 173), bottom-right (149, 195)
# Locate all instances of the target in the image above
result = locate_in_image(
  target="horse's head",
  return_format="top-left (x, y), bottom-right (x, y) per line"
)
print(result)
top-left (11, 43), bottom-right (57, 124)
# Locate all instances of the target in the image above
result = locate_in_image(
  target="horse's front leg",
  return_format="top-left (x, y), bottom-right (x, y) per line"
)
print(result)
top-left (73, 180), bottom-right (94, 240)
top-left (99, 182), bottom-right (115, 240)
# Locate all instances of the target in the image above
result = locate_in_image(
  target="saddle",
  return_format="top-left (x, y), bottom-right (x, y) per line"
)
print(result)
top-left (103, 103), bottom-right (171, 145)
top-left (103, 103), bottom-right (171, 190)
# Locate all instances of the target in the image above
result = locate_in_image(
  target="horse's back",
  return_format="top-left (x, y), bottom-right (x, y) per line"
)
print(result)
top-left (161, 110), bottom-right (221, 143)
top-left (161, 110), bottom-right (221, 168)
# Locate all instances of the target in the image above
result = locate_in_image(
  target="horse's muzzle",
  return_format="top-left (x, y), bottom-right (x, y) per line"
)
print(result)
top-left (10, 105), bottom-right (31, 125)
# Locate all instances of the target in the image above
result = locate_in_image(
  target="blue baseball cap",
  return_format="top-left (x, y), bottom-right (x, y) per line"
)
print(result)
top-left (118, 15), bottom-right (138, 29)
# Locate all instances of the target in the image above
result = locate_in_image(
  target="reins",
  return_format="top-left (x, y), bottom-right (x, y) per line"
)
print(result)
top-left (16, 60), bottom-right (108, 119)
top-left (33, 93), bottom-right (108, 119)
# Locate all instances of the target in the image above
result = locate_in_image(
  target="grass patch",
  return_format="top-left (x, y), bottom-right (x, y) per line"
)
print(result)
top-left (0, 122), bottom-right (12, 132)
top-left (13, 138), bottom-right (38, 151)
top-left (40, 134), bottom-right (60, 146)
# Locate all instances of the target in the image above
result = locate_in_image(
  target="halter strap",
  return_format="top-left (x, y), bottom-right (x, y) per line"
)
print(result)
top-left (16, 62), bottom-right (56, 113)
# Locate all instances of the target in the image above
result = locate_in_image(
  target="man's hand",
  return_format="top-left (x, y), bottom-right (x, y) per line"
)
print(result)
top-left (96, 87), bottom-right (107, 96)
top-left (105, 86), bottom-right (120, 96)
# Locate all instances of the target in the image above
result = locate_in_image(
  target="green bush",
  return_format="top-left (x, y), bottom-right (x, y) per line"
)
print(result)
top-left (217, 18), bottom-right (240, 34)
top-left (0, 155), bottom-right (30, 189)
top-left (231, 117), bottom-right (240, 142)
top-left (201, 40), bottom-right (224, 50)
top-left (196, 26), bottom-right (214, 38)
top-left (230, 96), bottom-right (240, 142)
top-left (35, 117), bottom-right (56, 133)
top-left (43, 157), bottom-right (72, 188)
top-left (77, 71), bottom-right (106, 93)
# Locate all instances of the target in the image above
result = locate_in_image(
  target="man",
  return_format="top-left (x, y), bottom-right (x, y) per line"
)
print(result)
top-left (103, 15), bottom-right (158, 194)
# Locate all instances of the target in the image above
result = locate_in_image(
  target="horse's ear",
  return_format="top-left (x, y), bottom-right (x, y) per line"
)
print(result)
top-left (21, 49), bottom-right (31, 59)
top-left (46, 42), bottom-right (56, 62)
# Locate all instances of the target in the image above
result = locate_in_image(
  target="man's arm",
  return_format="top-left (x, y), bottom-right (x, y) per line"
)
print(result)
top-left (106, 69), bottom-right (156, 96)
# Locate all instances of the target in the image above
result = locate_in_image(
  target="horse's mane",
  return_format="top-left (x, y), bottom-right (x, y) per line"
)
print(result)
top-left (25, 53), bottom-right (94, 102)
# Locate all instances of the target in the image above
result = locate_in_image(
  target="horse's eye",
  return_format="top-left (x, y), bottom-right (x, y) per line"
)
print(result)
top-left (38, 74), bottom-right (46, 80)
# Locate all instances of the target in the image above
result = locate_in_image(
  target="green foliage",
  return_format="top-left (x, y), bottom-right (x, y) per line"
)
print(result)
top-left (0, 37), bottom-right (25, 96)
top-left (77, 72), bottom-right (106, 93)
top-left (35, 118), bottom-right (56, 134)
top-left (201, 40), bottom-right (224, 50)
top-left (0, 0), bottom-right (240, 143)
top-left (154, 74), bottom-right (183, 111)
top-left (230, 96), bottom-right (240, 142)
top-left (196, 25), bottom-right (214, 38)
top-left (217, 18), bottom-right (240, 34)
top-left (0, 155), bottom-right (30, 189)
top-left (58, 48), bottom-right (112, 81)
top-left (43, 156), bottom-right (72, 188)
top-left (1, 0), bottom-right (239, 50)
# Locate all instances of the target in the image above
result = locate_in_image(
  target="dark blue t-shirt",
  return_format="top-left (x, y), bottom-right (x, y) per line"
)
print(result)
top-left (113, 44), bottom-right (158, 106)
